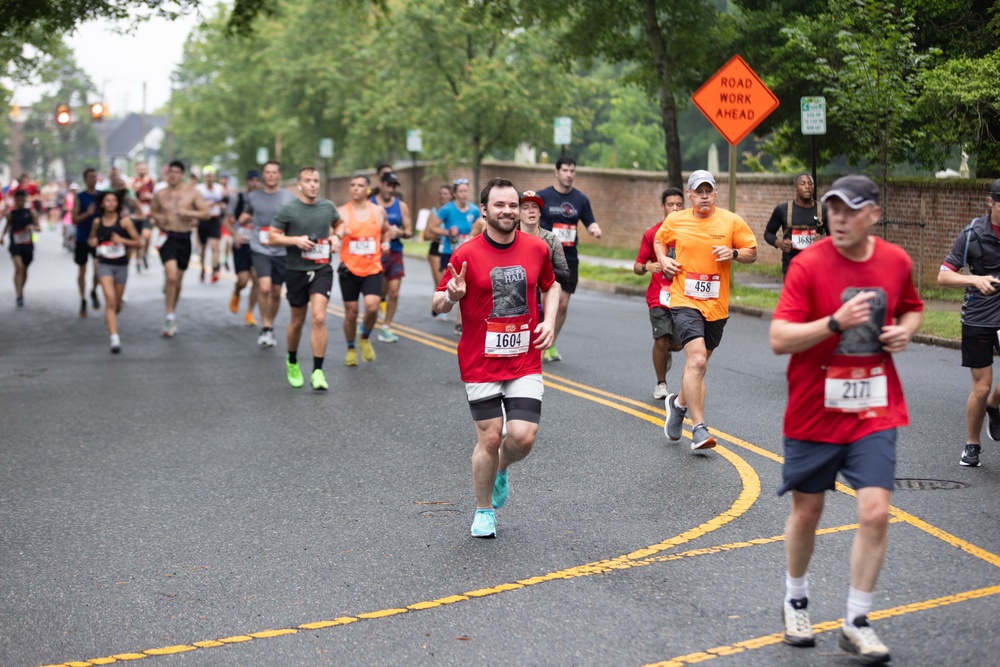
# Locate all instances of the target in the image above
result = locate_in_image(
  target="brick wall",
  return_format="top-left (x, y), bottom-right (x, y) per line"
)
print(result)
top-left (327, 162), bottom-right (992, 288)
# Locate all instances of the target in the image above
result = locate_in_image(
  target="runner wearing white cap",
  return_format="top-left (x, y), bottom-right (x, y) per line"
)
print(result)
top-left (654, 170), bottom-right (758, 451)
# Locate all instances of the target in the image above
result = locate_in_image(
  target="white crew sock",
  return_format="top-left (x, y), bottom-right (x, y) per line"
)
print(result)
top-left (845, 587), bottom-right (873, 627)
top-left (110, 334), bottom-right (121, 346)
top-left (786, 573), bottom-right (809, 602)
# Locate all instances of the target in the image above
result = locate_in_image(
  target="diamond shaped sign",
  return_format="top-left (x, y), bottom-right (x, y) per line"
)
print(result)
top-left (692, 55), bottom-right (779, 146)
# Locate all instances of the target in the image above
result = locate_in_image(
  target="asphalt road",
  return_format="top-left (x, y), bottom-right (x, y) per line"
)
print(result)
top-left (2, 229), bottom-right (999, 667)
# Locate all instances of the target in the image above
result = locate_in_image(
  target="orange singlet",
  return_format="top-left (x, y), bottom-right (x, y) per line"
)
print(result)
top-left (339, 201), bottom-right (383, 277)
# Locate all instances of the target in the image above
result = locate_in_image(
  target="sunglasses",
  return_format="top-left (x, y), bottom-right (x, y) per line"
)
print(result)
top-left (453, 178), bottom-right (469, 186)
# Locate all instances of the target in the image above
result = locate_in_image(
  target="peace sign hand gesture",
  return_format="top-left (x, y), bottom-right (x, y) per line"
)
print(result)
top-left (446, 261), bottom-right (467, 302)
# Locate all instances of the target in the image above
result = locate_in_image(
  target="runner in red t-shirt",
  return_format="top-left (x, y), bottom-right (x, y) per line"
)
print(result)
top-left (131, 161), bottom-right (156, 271)
top-left (433, 177), bottom-right (559, 539)
top-left (634, 187), bottom-right (684, 399)
top-left (769, 175), bottom-right (923, 662)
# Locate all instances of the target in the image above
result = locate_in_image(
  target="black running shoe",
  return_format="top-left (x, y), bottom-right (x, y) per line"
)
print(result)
top-left (987, 406), bottom-right (1000, 441)
top-left (961, 444), bottom-right (981, 467)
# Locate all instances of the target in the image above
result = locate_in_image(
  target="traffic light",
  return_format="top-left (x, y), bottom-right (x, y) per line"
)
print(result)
top-left (56, 104), bottom-right (71, 125)
top-left (90, 102), bottom-right (106, 122)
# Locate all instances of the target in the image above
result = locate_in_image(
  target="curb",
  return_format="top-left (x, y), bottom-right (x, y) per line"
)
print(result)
top-left (576, 281), bottom-right (960, 349)
top-left (407, 251), bottom-right (961, 350)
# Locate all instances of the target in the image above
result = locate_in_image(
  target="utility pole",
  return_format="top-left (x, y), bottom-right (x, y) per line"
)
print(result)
top-left (141, 81), bottom-right (148, 167)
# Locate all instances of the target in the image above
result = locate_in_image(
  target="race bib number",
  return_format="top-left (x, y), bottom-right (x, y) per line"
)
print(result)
top-left (302, 240), bottom-right (330, 264)
top-left (258, 226), bottom-right (271, 244)
top-left (683, 272), bottom-right (720, 300)
top-left (552, 223), bottom-right (577, 246)
top-left (12, 230), bottom-right (31, 245)
top-left (659, 288), bottom-right (671, 307)
top-left (824, 364), bottom-right (888, 418)
top-left (97, 242), bottom-right (126, 259)
top-left (237, 224), bottom-right (253, 241)
top-left (484, 314), bottom-right (532, 357)
top-left (791, 228), bottom-right (817, 250)
top-left (139, 203), bottom-right (152, 217)
top-left (349, 237), bottom-right (377, 255)
top-left (454, 233), bottom-right (470, 248)
top-left (208, 204), bottom-right (221, 217)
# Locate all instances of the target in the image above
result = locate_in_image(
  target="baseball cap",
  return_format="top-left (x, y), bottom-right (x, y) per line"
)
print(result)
top-left (821, 175), bottom-right (880, 209)
top-left (245, 170), bottom-right (261, 180)
top-left (202, 165), bottom-right (218, 175)
top-left (988, 178), bottom-right (1000, 201)
top-left (519, 190), bottom-right (544, 208)
top-left (687, 170), bottom-right (716, 190)
top-left (381, 171), bottom-right (400, 185)
top-left (70, 182), bottom-right (80, 190)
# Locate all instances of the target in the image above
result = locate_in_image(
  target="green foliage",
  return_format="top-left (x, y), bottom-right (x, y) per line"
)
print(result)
top-left (915, 50), bottom-right (1000, 177)
top-left (809, 0), bottom-right (937, 190)
top-left (734, 0), bottom-right (1000, 178)
top-left (525, 0), bottom-right (734, 186)
top-left (16, 50), bottom-right (100, 180)
top-left (169, 0), bottom-right (580, 193)
top-left (581, 84), bottom-right (666, 170)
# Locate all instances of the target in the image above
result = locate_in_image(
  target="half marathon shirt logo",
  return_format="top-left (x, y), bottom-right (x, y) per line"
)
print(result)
top-left (490, 265), bottom-right (528, 318)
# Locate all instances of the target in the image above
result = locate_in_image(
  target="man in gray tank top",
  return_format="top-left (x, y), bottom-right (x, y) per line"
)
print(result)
top-left (247, 160), bottom-right (295, 347)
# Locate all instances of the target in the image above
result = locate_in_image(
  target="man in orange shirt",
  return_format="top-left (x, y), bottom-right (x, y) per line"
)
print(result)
top-left (654, 170), bottom-right (758, 450)
top-left (337, 174), bottom-right (392, 367)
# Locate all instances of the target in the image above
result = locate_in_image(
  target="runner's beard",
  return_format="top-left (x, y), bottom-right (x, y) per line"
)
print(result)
top-left (486, 212), bottom-right (518, 234)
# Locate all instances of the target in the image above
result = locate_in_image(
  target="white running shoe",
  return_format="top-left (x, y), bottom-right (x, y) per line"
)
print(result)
top-left (839, 616), bottom-right (890, 664)
top-left (782, 598), bottom-right (815, 647)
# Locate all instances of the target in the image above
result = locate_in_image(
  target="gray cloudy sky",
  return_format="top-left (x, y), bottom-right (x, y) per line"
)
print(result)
top-left (12, 12), bottom-right (203, 115)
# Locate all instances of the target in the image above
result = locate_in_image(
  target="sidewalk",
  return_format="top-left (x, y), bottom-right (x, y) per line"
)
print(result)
top-left (576, 256), bottom-right (961, 350)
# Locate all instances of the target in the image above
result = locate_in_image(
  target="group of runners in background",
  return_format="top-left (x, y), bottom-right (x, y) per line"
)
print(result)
top-left (5, 157), bottom-right (1000, 665)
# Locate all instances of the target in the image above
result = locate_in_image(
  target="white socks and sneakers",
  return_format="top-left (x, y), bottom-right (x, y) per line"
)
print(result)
top-left (782, 573), bottom-right (814, 647)
top-left (783, 576), bottom-right (890, 662)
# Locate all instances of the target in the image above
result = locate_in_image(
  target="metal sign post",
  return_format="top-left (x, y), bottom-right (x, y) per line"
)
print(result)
top-left (554, 117), bottom-right (572, 157)
top-left (407, 130), bottom-right (422, 212)
top-left (801, 96), bottom-right (826, 189)
top-left (319, 138), bottom-right (333, 198)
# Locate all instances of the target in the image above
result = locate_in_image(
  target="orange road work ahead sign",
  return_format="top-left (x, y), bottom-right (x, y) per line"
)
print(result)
top-left (692, 55), bottom-right (779, 146)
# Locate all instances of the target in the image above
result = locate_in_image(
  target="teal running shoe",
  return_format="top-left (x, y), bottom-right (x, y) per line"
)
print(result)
top-left (377, 326), bottom-right (399, 343)
top-left (470, 509), bottom-right (497, 538)
top-left (492, 469), bottom-right (508, 509)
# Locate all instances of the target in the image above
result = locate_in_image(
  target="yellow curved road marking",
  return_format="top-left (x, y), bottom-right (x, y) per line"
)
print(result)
top-left (41, 314), bottom-right (761, 667)
top-left (40, 311), bottom-right (997, 666)
top-left (645, 584), bottom-right (1000, 667)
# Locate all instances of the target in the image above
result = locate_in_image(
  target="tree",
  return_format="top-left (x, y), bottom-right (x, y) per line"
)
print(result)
top-left (916, 51), bottom-right (1000, 177)
top-left (809, 0), bottom-right (936, 203)
top-left (17, 50), bottom-right (100, 181)
top-left (173, 0), bottom-right (581, 191)
top-left (733, 0), bottom-right (997, 176)
top-left (342, 0), bottom-right (581, 195)
top-left (526, 0), bottom-right (734, 187)
top-left (582, 83), bottom-right (666, 171)
top-left (170, 2), bottom-right (376, 176)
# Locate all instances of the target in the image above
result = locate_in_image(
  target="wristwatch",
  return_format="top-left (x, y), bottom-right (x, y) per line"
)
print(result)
top-left (827, 316), bottom-right (841, 333)
top-left (732, 248), bottom-right (739, 260)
